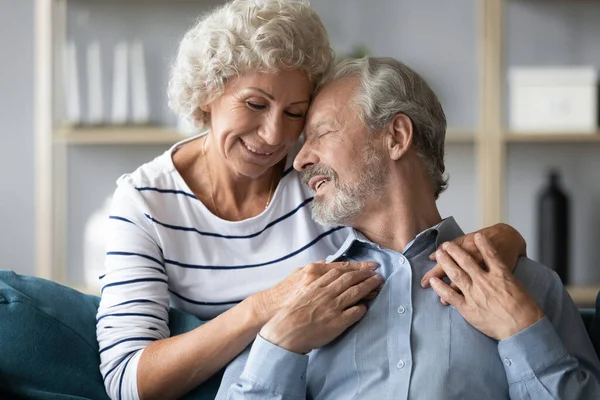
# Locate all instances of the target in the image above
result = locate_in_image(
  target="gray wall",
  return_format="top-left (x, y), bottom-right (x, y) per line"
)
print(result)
top-left (505, 0), bottom-right (600, 284)
top-left (0, 0), bottom-right (35, 275)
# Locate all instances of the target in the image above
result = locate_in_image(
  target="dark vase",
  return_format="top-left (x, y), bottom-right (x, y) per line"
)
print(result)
top-left (537, 169), bottom-right (569, 284)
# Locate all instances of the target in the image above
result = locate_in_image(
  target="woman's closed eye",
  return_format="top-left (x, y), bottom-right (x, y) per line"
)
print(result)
top-left (246, 101), bottom-right (266, 110)
top-left (285, 110), bottom-right (305, 119)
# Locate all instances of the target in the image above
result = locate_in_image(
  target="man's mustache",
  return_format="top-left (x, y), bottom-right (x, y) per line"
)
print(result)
top-left (301, 165), bottom-right (339, 189)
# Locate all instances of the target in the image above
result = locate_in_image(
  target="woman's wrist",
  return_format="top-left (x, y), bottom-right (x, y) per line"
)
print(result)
top-left (244, 292), bottom-right (272, 328)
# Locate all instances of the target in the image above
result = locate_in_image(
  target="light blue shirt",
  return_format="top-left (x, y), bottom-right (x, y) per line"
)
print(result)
top-left (216, 217), bottom-right (600, 399)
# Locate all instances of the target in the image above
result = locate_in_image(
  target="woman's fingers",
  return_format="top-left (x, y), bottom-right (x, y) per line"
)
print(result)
top-left (313, 268), bottom-right (377, 295)
top-left (328, 261), bottom-right (379, 271)
top-left (339, 304), bottom-right (368, 327)
top-left (336, 274), bottom-right (383, 309)
top-left (421, 263), bottom-right (445, 288)
top-left (474, 233), bottom-right (508, 274)
top-left (429, 277), bottom-right (466, 309)
top-left (441, 242), bottom-right (483, 278)
top-left (434, 247), bottom-right (473, 293)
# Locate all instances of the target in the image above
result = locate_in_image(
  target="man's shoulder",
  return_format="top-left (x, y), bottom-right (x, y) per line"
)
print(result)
top-left (514, 256), bottom-right (566, 309)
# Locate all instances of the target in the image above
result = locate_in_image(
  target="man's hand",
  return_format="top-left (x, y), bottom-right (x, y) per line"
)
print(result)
top-left (428, 233), bottom-right (544, 341)
top-left (251, 260), bottom-right (379, 325)
top-left (259, 267), bottom-right (383, 354)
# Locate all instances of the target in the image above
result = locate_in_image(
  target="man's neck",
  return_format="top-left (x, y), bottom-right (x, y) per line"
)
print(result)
top-left (351, 169), bottom-right (442, 254)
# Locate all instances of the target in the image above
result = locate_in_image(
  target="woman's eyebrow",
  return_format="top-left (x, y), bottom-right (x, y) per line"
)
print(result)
top-left (245, 87), bottom-right (309, 105)
top-left (246, 87), bottom-right (274, 99)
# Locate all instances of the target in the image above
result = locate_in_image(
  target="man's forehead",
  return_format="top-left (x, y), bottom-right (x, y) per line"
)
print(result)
top-left (307, 79), bottom-right (356, 131)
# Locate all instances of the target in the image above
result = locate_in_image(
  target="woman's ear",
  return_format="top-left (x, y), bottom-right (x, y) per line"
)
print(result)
top-left (386, 113), bottom-right (413, 161)
top-left (199, 103), bottom-right (211, 113)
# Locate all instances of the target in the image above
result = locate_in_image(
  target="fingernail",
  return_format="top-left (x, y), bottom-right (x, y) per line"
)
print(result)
top-left (375, 274), bottom-right (384, 282)
top-left (367, 262), bottom-right (379, 270)
top-left (475, 232), bottom-right (482, 240)
top-left (421, 278), bottom-right (429, 288)
top-left (442, 242), bottom-right (449, 250)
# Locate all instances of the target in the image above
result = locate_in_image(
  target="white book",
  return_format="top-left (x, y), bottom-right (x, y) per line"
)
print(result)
top-left (130, 40), bottom-right (150, 125)
top-left (63, 41), bottom-right (81, 125)
top-left (111, 41), bottom-right (129, 125)
top-left (86, 41), bottom-right (103, 125)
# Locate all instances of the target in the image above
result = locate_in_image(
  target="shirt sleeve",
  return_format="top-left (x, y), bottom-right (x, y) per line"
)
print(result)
top-left (498, 266), bottom-right (600, 400)
top-left (216, 334), bottom-right (309, 400)
top-left (96, 178), bottom-right (171, 400)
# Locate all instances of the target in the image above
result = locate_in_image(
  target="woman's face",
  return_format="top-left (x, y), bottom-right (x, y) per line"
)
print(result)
top-left (204, 69), bottom-right (312, 179)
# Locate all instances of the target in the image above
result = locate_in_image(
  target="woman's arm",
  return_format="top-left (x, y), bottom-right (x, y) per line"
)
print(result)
top-left (98, 182), bottom-right (269, 400)
top-left (136, 297), bottom-right (263, 400)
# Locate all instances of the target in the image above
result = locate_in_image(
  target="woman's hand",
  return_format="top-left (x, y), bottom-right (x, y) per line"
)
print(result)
top-left (421, 223), bottom-right (526, 293)
top-left (251, 260), bottom-right (379, 325)
top-left (260, 267), bottom-right (383, 354)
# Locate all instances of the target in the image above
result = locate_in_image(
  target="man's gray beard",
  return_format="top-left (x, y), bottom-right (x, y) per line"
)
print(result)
top-left (310, 149), bottom-right (387, 227)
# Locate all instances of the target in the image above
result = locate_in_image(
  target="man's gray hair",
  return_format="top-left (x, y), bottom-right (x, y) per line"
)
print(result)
top-left (319, 57), bottom-right (448, 199)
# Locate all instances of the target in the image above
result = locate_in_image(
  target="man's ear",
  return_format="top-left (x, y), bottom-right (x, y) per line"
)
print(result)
top-left (385, 113), bottom-right (413, 161)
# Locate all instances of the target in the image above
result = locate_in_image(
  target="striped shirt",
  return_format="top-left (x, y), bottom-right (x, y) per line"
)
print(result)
top-left (96, 134), bottom-right (349, 400)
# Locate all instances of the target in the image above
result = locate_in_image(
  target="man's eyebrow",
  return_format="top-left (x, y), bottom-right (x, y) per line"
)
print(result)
top-left (306, 118), bottom-right (341, 136)
top-left (312, 118), bottom-right (341, 130)
top-left (246, 87), bottom-right (309, 105)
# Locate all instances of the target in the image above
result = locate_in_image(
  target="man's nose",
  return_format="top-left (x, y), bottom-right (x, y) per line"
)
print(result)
top-left (258, 113), bottom-right (284, 146)
top-left (293, 141), bottom-right (317, 172)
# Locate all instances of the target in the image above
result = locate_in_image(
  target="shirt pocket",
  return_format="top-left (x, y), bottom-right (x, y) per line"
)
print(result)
top-left (308, 326), bottom-right (360, 400)
top-left (448, 307), bottom-right (509, 399)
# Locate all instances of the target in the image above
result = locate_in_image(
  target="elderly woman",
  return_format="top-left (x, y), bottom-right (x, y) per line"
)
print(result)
top-left (96, 1), bottom-right (525, 399)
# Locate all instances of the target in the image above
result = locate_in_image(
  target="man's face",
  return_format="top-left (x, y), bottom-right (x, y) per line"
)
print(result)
top-left (293, 78), bottom-right (387, 227)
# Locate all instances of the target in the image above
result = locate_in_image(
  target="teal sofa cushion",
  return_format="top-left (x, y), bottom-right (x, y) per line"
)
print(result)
top-left (0, 270), bottom-right (222, 399)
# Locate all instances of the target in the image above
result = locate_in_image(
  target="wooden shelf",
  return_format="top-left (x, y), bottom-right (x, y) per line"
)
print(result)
top-left (567, 285), bottom-right (600, 307)
top-left (54, 126), bottom-right (186, 145)
top-left (505, 132), bottom-right (600, 143)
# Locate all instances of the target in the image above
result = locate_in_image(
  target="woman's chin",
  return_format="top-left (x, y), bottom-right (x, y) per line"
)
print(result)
top-left (231, 152), bottom-right (288, 179)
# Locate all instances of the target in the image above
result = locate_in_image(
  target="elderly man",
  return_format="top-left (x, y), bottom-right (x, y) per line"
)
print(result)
top-left (216, 57), bottom-right (600, 399)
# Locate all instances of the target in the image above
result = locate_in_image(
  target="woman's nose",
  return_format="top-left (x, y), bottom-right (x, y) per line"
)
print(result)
top-left (258, 114), bottom-right (284, 146)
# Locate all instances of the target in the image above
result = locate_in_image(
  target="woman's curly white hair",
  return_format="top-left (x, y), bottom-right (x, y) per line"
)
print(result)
top-left (168, 0), bottom-right (334, 130)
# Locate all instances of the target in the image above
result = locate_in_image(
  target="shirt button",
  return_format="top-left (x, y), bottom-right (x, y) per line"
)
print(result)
top-left (397, 306), bottom-right (406, 314)
top-left (504, 358), bottom-right (512, 367)
top-left (399, 257), bottom-right (405, 265)
top-left (397, 360), bottom-right (405, 369)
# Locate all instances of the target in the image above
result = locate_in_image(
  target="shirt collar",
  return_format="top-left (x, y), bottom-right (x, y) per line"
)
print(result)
top-left (326, 216), bottom-right (464, 263)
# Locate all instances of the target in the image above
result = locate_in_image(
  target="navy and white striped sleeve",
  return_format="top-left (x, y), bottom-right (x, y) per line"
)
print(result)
top-left (96, 179), bottom-right (170, 400)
